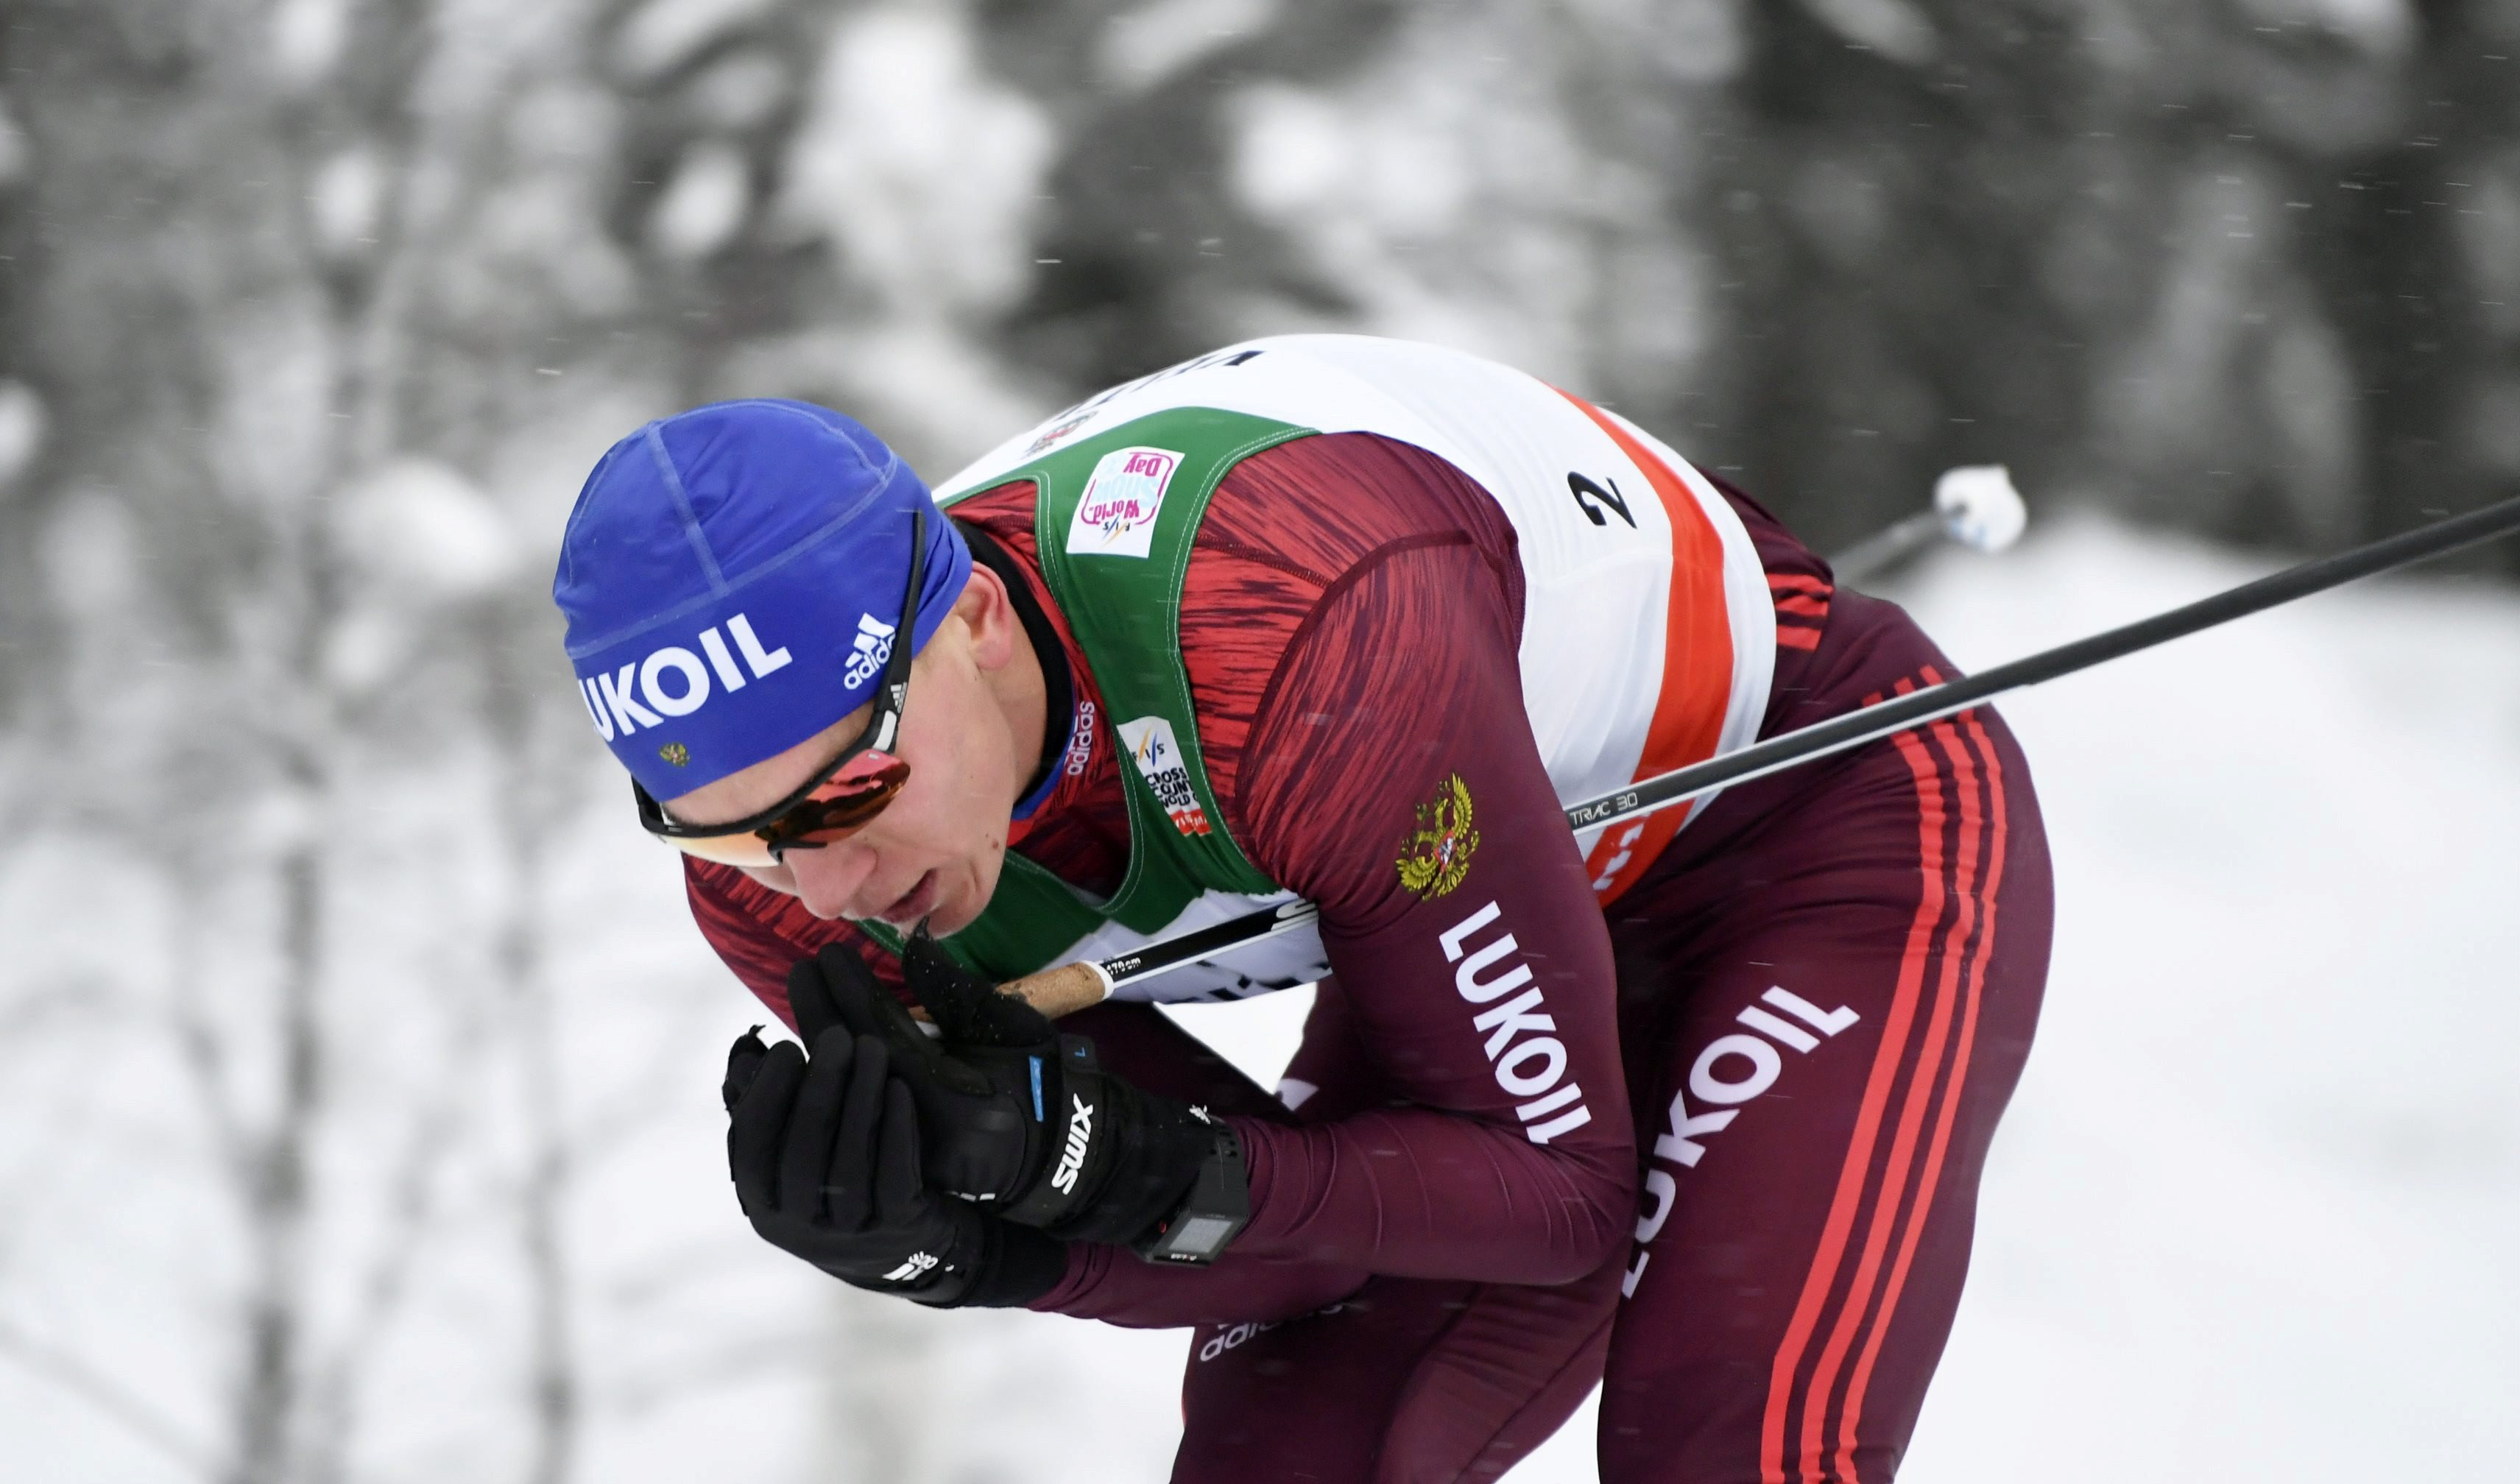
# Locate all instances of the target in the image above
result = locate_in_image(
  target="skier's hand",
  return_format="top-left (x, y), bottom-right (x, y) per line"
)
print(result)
top-left (724, 1024), bottom-right (1053, 1305)
top-left (894, 928), bottom-right (1065, 1049)
top-left (786, 942), bottom-right (1042, 1206)
top-left (791, 936), bottom-right (1241, 1254)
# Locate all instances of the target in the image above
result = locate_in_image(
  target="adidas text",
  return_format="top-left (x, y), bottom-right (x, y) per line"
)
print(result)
top-left (842, 613), bottom-right (897, 689)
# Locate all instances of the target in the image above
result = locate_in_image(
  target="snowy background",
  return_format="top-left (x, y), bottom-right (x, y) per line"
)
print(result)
top-left (2, 1), bottom-right (2516, 1481)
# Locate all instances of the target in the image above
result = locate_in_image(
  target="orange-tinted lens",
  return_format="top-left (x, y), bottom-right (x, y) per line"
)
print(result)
top-left (658, 752), bottom-right (912, 869)
top-left (660, 750), bottom-right (917, 866)
top-left (761, 752), bottom-right (913, 850)
top-left (661, 829), bottom-right (787, 869)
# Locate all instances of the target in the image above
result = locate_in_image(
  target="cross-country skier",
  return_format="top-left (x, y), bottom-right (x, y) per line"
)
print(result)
top-left (551, 335), bottom-right (2053, 1483)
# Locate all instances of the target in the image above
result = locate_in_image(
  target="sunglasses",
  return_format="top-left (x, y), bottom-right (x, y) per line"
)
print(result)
top-left (633, 508), bottom-right (925, 868)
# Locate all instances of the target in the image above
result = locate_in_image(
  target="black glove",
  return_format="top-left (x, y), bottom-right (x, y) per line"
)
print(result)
top-left (721, 1024), bottom-right (1065, 1307)
top-left (788, 933), bottom-right (1250, 1261)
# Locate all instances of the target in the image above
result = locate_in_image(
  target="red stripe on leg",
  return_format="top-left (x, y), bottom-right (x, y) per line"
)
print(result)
top-left (1830, 707), bottom-right (2008, 1478)
top-left (1759, 677), bottom-right (1948, 1484)
top-left (1797, 699), bottom-right (1983, 1481)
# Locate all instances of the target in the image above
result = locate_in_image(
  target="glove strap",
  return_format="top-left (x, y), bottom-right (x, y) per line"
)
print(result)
top-left (996, 1036), bottom-right (1235, 1248)
top-left (911, 1222), bottom-right (1070, 1310)
top-left (1000, 1035), bottom-right (1115, 1229)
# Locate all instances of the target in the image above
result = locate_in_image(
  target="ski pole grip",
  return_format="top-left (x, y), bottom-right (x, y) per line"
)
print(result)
top-left (1000, 960), bottom-right (1115, 1020)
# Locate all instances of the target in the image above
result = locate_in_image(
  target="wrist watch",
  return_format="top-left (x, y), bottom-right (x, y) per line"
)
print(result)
top-left (1130, 1123), bottom-right (1250, 1265)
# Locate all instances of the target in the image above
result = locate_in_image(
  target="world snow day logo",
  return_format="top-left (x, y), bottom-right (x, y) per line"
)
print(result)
top-left (1067, 445), bottom-right (1183, 559)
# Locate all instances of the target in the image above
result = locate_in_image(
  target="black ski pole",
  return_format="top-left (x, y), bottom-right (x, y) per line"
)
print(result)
top-left (1567, 493), bottom-right (2520, 831)
top-left (1005, 495), bottom-right (2520, 1014)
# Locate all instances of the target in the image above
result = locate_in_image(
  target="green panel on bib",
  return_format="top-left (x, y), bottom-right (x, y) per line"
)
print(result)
top-left (1023, 409), bottom-right (1305, 926)
top-left (885, 406), bottom-right (1310, 979)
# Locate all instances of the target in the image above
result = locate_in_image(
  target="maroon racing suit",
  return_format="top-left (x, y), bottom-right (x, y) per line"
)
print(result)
top-left (685, 434), bottom-right (2053, 1483)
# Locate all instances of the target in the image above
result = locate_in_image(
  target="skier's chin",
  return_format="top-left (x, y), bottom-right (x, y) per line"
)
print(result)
top-left (923, 858), bottom-right (992, 938)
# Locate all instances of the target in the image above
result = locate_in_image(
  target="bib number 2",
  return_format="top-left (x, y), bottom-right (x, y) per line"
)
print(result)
top-left (1567, 472), bottom-right (1636, 529)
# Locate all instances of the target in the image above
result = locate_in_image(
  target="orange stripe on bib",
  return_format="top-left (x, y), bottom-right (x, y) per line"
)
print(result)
top-left (1553, 389), bottom-right (1737, 904)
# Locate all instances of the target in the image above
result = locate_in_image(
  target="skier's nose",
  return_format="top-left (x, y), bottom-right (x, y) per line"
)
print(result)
top-left (782, 836), bottom-right (881, 921)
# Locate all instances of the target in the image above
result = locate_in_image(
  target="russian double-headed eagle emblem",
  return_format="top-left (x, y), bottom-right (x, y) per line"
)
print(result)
top-left (1395, 773), bottom-right (1479, 900)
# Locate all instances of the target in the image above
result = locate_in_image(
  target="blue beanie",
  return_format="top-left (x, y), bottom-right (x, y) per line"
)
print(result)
top-left (552, 399), bottom-right (972, 799)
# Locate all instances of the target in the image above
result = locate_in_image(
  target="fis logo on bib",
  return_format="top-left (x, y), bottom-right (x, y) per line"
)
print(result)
top-left (842, 612), bottom-right (897, 689)
top-left (1068, 446), bottom-right (1182, 559)
top-left (578, 612), bottom-right (791, 741)
top-left (1117, 716), bottom-right (1212, 836)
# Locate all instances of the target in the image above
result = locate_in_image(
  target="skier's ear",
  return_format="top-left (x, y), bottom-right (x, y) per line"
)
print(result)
top-left (955, 563), bottom-right (1025, 675)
